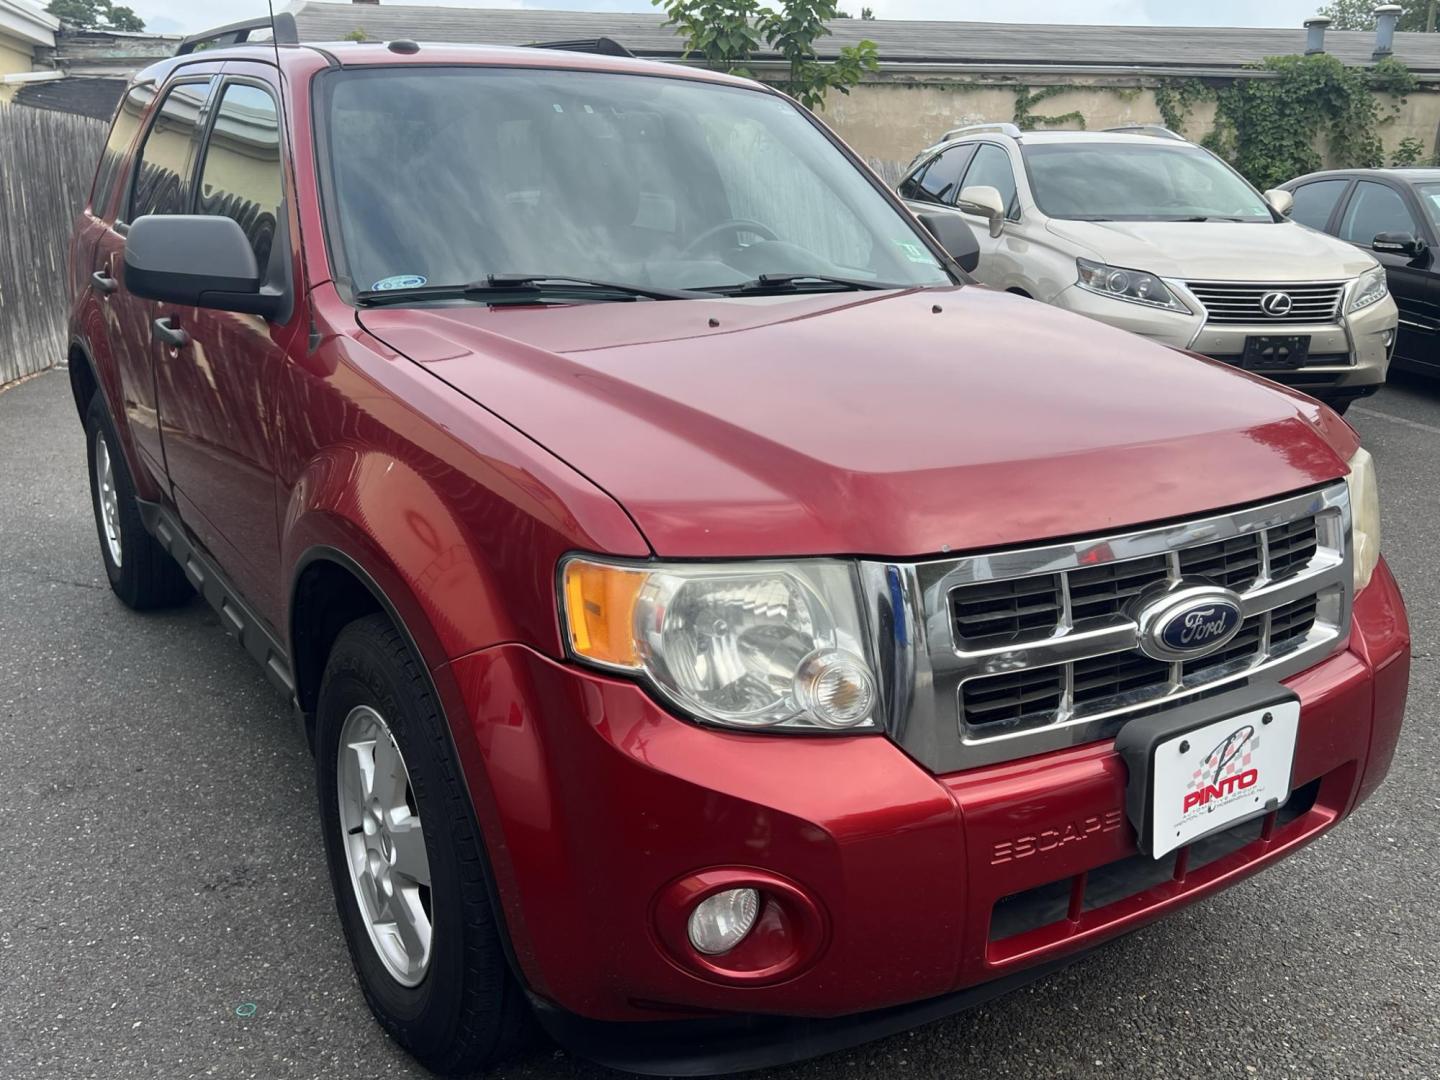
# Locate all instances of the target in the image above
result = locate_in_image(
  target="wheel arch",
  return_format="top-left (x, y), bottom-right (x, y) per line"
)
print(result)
top-left (289, 541), bottom-right (542, 997)
top-left (290, 543), bottom-right (437, 725)
top-left (68, 339), bottom-right (99, 421)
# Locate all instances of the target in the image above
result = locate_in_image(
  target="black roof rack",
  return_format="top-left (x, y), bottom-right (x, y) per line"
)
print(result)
top-left (176, 12), bottom-right (299, 56)
top-left (528, 37), bottom-right (635, 58)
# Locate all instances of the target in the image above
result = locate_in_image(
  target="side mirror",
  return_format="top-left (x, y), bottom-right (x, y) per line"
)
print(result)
top-left (1264, 188), bottom-right (1294, 217)
top-left (917, 211), bottom-right (980, 273)
top-left (956, 184), bottom-right (1007, 238)
top-left (124, 214), bottom-right (284, 319)
top-left (1373, 231), bottom-right (1428, 261)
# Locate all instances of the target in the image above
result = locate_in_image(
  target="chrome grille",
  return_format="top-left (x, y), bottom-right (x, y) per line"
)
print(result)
top-left (1186, 281), bottom-right (1346, 324)
top-left (860, 485), bottom-right (1353, 773)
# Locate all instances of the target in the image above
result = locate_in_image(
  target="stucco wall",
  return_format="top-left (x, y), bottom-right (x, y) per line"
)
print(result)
top-left (0, 30), bottom-right (34, 76)
top-left (818, 75), bottom-right (1440, 175)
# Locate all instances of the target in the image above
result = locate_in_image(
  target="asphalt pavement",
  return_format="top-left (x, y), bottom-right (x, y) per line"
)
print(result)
top-left (1, 367), bottom-right (1437, 1080)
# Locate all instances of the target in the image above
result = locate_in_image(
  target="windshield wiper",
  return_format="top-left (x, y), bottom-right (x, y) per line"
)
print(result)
top-left (1171, 215), bottom-right (1250, 223)
top-left (356, 274), bottom-right (704, 307)
top-left (699, 273), bottom-right (899, 296)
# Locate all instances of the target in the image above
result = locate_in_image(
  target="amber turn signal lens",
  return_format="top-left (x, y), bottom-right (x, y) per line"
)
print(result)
top-left (562, 559), bottom-right (647, 668)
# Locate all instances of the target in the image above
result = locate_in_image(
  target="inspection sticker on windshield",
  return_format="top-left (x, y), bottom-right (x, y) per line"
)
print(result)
top-left (371, 274), bottom-right (427, 291)
top-left (1149, 701), bottom-right (1299, 858)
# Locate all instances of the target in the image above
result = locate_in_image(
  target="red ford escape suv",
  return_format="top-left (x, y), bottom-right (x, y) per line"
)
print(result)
top-left (66, 17), bottom-right (1409, 1076)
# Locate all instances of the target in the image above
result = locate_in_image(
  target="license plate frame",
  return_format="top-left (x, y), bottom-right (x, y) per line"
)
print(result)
top-left (1115, 684), bottom-right (1300, 859)
top-left (1242, 334), bottom-right (1311, 370)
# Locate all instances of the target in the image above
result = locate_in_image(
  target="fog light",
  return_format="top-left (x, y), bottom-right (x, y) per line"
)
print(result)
top-left (687, 888), bottom-right (760, 956)
top-left (795, 650), bottom-right (876, 728)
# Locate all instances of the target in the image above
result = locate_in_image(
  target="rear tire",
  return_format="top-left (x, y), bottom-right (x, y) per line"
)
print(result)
top-left (84, 395), bottom-right (192, 610)
top-left (315, 614), bottom-right (529, 1075)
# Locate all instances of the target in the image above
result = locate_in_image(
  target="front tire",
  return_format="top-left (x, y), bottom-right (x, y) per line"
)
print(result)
top-left (316, 614), bottom-right (528, 1075)
top-left (84, 395), bottom-right (192, 610)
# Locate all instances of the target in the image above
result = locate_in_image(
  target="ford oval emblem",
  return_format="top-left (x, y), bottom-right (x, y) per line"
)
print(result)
top-left (1135, 585), bottom-right (1246, 662)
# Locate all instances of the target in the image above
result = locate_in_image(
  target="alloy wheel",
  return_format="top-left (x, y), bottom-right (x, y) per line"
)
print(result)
top-left (337, 705), bottom-right (433, 986)
top-left (93, 430), bottom-right (123, 568)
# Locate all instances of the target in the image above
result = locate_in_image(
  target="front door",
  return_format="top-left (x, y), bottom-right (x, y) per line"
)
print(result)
top-left (1334, 179), bottom-right (1440, 371)
top-left (151, 71), bottom-right (301, 627)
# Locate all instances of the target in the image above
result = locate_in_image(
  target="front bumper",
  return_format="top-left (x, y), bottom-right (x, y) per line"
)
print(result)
top-left (1053, 284), bottom-right (1398, 397)
top-left (438, 558), bottom-right (1408, 1065)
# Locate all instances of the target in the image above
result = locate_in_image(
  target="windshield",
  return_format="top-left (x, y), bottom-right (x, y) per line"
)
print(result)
top-left (1023, 142), bottom-right (1274, 222)
top-left (318, 67), bottom-right (951, 299)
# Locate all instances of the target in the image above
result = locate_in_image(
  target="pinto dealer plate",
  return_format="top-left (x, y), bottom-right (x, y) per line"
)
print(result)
top-left (1147, 700), bottom-right (1300, 858)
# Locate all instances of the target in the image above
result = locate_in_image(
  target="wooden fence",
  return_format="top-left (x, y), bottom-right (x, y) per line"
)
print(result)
top-left (0, 105), bottom-right (107, 388)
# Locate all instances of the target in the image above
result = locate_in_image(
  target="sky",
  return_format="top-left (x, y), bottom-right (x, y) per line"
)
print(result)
top-left (127, 0), bottom-right (1328, 37)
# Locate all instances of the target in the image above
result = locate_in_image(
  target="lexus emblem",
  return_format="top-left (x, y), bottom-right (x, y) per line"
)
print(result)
top-left (1260, 291), bottom-right (1294, 317)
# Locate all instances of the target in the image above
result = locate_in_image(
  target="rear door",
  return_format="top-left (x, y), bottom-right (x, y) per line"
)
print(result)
top-left (151, 67), bottom-right (300, 626)
top-left (95, 75), bottom-right (215, 485)
top-left (1333, 178), bottom-right (1438, 368)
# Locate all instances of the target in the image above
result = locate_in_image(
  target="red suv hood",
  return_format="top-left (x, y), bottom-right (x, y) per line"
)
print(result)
top-left (359, 287), bottom-right (1354, 559)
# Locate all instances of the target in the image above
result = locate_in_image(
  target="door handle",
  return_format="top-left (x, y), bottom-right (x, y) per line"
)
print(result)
top-left (152, 316), bottom-right (190, 349)
top-left (91, 269), bottom-right (118, 295)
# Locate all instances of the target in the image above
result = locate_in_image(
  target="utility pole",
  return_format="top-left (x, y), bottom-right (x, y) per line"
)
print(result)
top-left (1430, 1), bottom-right (1439, 33)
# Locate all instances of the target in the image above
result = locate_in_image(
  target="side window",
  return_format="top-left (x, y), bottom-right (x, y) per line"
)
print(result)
top-left (961, 144), bottom-right (1020, 220)
top-left (1338, 181), bottom-right (1418, 246)
top-left (91, 83), bottom-right (154, 220)
top-left (127, 79), bottom-right (213, 222)
top-left (196, 83), bottom-right (284, 270)
top-left (901, 145), bottom-right (974, 204)
top-left (1289, 179), bottom-right (1350, 231)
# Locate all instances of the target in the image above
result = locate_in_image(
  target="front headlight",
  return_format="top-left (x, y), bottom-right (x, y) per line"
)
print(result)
top-left (1346, 446), bottom-right (1380, 592)
top-left (1349, 266), bottom-right (1389, 314)
top-left (1076, 258), bottom-right (1189, 312)
top-left (561, 557), bottom-right (880, 731)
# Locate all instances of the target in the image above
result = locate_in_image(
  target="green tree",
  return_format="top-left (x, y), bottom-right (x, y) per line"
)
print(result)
top-left (1317, 0), bottom-right (1436, 31)
top-left (46, 0), bottom-right (145, 32)
top-left (655, 0), bottom-right (879, 110)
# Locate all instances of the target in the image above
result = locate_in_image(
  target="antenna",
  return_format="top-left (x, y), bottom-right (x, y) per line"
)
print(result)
top-left (266, 0), bottom-right (283, 69)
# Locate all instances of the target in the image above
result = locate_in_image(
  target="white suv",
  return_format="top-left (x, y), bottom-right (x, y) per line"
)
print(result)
top-left (899, 125), bottom-right (1399, 413)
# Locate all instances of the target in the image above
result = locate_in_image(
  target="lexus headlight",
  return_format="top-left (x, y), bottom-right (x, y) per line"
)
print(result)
top-left (1346, 446), bottom-right (1380, 592)
top-left (1349, 265), bottom-right (1389, 314)
top-left (1076, 258), bottom-right (1189, 312)
top-left (561, 557), bottom-right (880, 731)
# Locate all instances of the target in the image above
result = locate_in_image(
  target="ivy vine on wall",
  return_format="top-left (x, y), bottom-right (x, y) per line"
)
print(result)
top-left (1201, 54), bottom-right (1419, 189)
top-left (897, 54), bottom-right (1428, 185)
top-left (1151, 78), bottom-right (1210, 136)
top-left (1011, 85), bottom-right (1087, 130)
